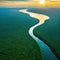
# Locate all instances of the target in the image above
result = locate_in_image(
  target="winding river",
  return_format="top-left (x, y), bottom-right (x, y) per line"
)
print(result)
top-left (19, 9), bottom-right (58, 60)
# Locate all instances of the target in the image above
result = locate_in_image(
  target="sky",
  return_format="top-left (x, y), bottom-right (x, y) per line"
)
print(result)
top-left (0, 0), bottom-right (60, 1)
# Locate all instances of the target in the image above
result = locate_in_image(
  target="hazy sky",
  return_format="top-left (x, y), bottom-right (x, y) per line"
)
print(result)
top-left (0, 0), bottom-right (60, 1)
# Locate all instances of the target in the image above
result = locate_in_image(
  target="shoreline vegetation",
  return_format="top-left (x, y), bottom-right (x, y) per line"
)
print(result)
top-left (0, 1), bottom-right (60, 7)
top-left (0, 8), bottom-right (43, 60)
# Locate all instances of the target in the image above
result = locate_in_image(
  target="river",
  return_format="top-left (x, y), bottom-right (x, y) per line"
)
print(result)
top-left (19, 9), bottom-right (58, 60)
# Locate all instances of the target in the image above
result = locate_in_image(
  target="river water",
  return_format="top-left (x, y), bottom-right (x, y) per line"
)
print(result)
top-left (19, 9), bottom-right (58, 60)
